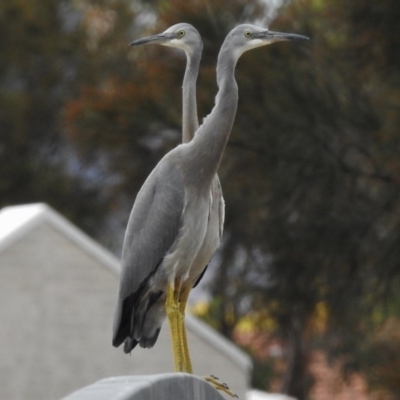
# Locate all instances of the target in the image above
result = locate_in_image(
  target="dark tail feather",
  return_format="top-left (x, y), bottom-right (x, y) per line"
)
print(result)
top-left (139, 328), bottom-right (161, 349)
top-left (112, 292), bottom-right (137, 348)
top-left (124, 337), bottom-right (139, 354)
top-left (113, 290), bottom-right (164, 351)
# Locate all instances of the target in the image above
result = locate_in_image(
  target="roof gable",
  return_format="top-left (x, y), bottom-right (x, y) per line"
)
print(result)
top-left (0, 203), bottom-right (120, 274)
top-left (0, 202), bottom-right (251, 372)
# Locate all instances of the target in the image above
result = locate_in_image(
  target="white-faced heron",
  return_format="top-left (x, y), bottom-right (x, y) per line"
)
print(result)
top-left (113, 23), bottom-right (308, 394)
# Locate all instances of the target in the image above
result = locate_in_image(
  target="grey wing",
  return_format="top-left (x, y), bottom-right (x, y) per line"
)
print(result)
top-left (112, 159), bottom-right (185, 346)
top-left (215, 175), bottom-right (225, 239)
top-left (193, 175), bottom-right (225, 288)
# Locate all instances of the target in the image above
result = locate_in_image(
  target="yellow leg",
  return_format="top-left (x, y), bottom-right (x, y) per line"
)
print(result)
top-left (178, 286), bottom-right (193, 373)
top-left (166, 283), bottom-right (184, 372)
top-left (166, 282), bottom-right (193, 373)
top-left (166, 283), bottom-right (236, 397)
top-left (204, 376), bottom-right (238, 398)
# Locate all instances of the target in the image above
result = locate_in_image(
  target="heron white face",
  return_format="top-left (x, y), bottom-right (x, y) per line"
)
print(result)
top-left (161, 27), bottom-right (191, 53)
top-left (129, 23), bottom-right (202, 58)
top-left (228, 24), bottom-right (309, 60)
top-left (234, 36), bottom-right (266, 58)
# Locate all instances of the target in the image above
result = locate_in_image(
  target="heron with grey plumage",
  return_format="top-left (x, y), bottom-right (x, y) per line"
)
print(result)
top-left (112, 23), bottom-right (308, 396)
top-left (124, 23), bottom-right (225, 376)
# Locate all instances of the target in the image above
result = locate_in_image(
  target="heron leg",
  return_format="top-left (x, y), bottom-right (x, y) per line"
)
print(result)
top-left (177, 285), bottom-right (237, 397)
top-left (167, 283), bottom-right (236, 397)
top-left (178, 285), bottom-right (193, 373)
top-left (204, 375), bottom-right (238, 398)
top-left (166, 282), bottom-right (192, 373)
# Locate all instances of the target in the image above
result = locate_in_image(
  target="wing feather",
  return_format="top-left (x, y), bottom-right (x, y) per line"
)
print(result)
top-left (112, 159), bottom-right (185, 345)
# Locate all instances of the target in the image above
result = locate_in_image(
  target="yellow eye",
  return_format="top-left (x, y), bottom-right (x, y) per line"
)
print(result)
top-left (244, 31), bottom-right (252, 38)
top-left (177, 30), bottom-right (185, 38)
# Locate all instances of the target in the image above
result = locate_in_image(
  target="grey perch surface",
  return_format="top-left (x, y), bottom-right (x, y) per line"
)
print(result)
top-left (61, 374), bottom-right (226, 400)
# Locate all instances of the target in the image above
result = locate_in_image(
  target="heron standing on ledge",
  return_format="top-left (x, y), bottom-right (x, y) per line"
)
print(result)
top-left (120, 23), bottom-right (225, 374)
top-left (113, 23), bottom-right (308, 394)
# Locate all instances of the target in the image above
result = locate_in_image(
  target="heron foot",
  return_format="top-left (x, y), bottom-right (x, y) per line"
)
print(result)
top-left (204, 375), bottom-right (238, 398)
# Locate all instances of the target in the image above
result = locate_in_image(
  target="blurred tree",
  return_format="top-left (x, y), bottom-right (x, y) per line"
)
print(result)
top-left (361, 317), bottom-right (400, 397)
top-left (64, 0), bottom-right (400, 399)
top-left (211, 0), bottom-right (400, 398)
top-left (0, 0), bottom-right (136, 235)
top-left (64, 0), bottom-right (265, 239)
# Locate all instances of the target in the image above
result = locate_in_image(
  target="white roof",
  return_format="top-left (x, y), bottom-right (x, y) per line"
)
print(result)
top-left (0, 203), bottom-right (252, 373)
top-left (0, 203), bottom-right (120, 275)
top-left (247, 390), bottom-right (296, 400)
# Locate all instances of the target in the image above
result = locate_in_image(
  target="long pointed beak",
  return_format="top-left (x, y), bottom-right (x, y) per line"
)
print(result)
top-left (129, 32), bottom-right (175, 46)
top-left (258, 30), bottom-right (309, 42)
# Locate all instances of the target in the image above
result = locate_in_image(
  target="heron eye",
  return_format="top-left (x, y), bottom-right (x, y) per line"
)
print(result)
top-left (244, 31), bottom-right (252, 38)
top-left (177, 30), bottom-right (186, 38)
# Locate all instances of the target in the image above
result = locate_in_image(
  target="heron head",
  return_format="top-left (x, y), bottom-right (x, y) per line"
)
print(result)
top-left (225, 24), bottom-right (309, 59)
top-left (130, 23), bottom-right (203, 56)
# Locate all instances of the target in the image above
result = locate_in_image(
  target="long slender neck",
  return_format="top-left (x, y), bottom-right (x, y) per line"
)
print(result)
top-left (182, 49), bottom-right (201, 143)
top-left (183, 44), bottom-right (239, 185)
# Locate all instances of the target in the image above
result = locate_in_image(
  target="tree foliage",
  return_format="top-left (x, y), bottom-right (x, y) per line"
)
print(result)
top-left (0, 0), bottom-right (135, 234)
top-left (211, 1), bottom-right (400, 398)
top-left (65, 0), bottom-right (400, 398)
top-left (4, 0), bottom-right (400, 399)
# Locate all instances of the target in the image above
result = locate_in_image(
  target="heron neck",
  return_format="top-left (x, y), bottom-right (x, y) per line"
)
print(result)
top-left (182, 50), bottom-right (201, 143)
top-left (183, 47), bottom-right (238, 185)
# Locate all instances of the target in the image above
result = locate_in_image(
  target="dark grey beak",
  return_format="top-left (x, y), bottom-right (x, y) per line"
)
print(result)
top-left (257, 30), bottom-right (309, 41)
top-left (129, 32), bottom-right (175, 46)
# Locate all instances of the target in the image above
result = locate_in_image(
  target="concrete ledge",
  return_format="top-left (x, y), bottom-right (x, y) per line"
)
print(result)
top-left (62, 374), bottom-right (226, 400)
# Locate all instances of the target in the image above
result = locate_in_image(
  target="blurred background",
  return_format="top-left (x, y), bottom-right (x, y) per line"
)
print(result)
top-left (1, 0), bottom-right (400, 399)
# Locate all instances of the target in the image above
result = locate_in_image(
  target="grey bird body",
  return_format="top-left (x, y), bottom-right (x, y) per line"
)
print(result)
top-left (175, 23), bottom-right (225, 290)
top-left (113, 23), bottom-right (225, 352)
top-left (113, 122), bottom-right (229, 351)
top-left (113, 23), bottom-right (309, 360)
